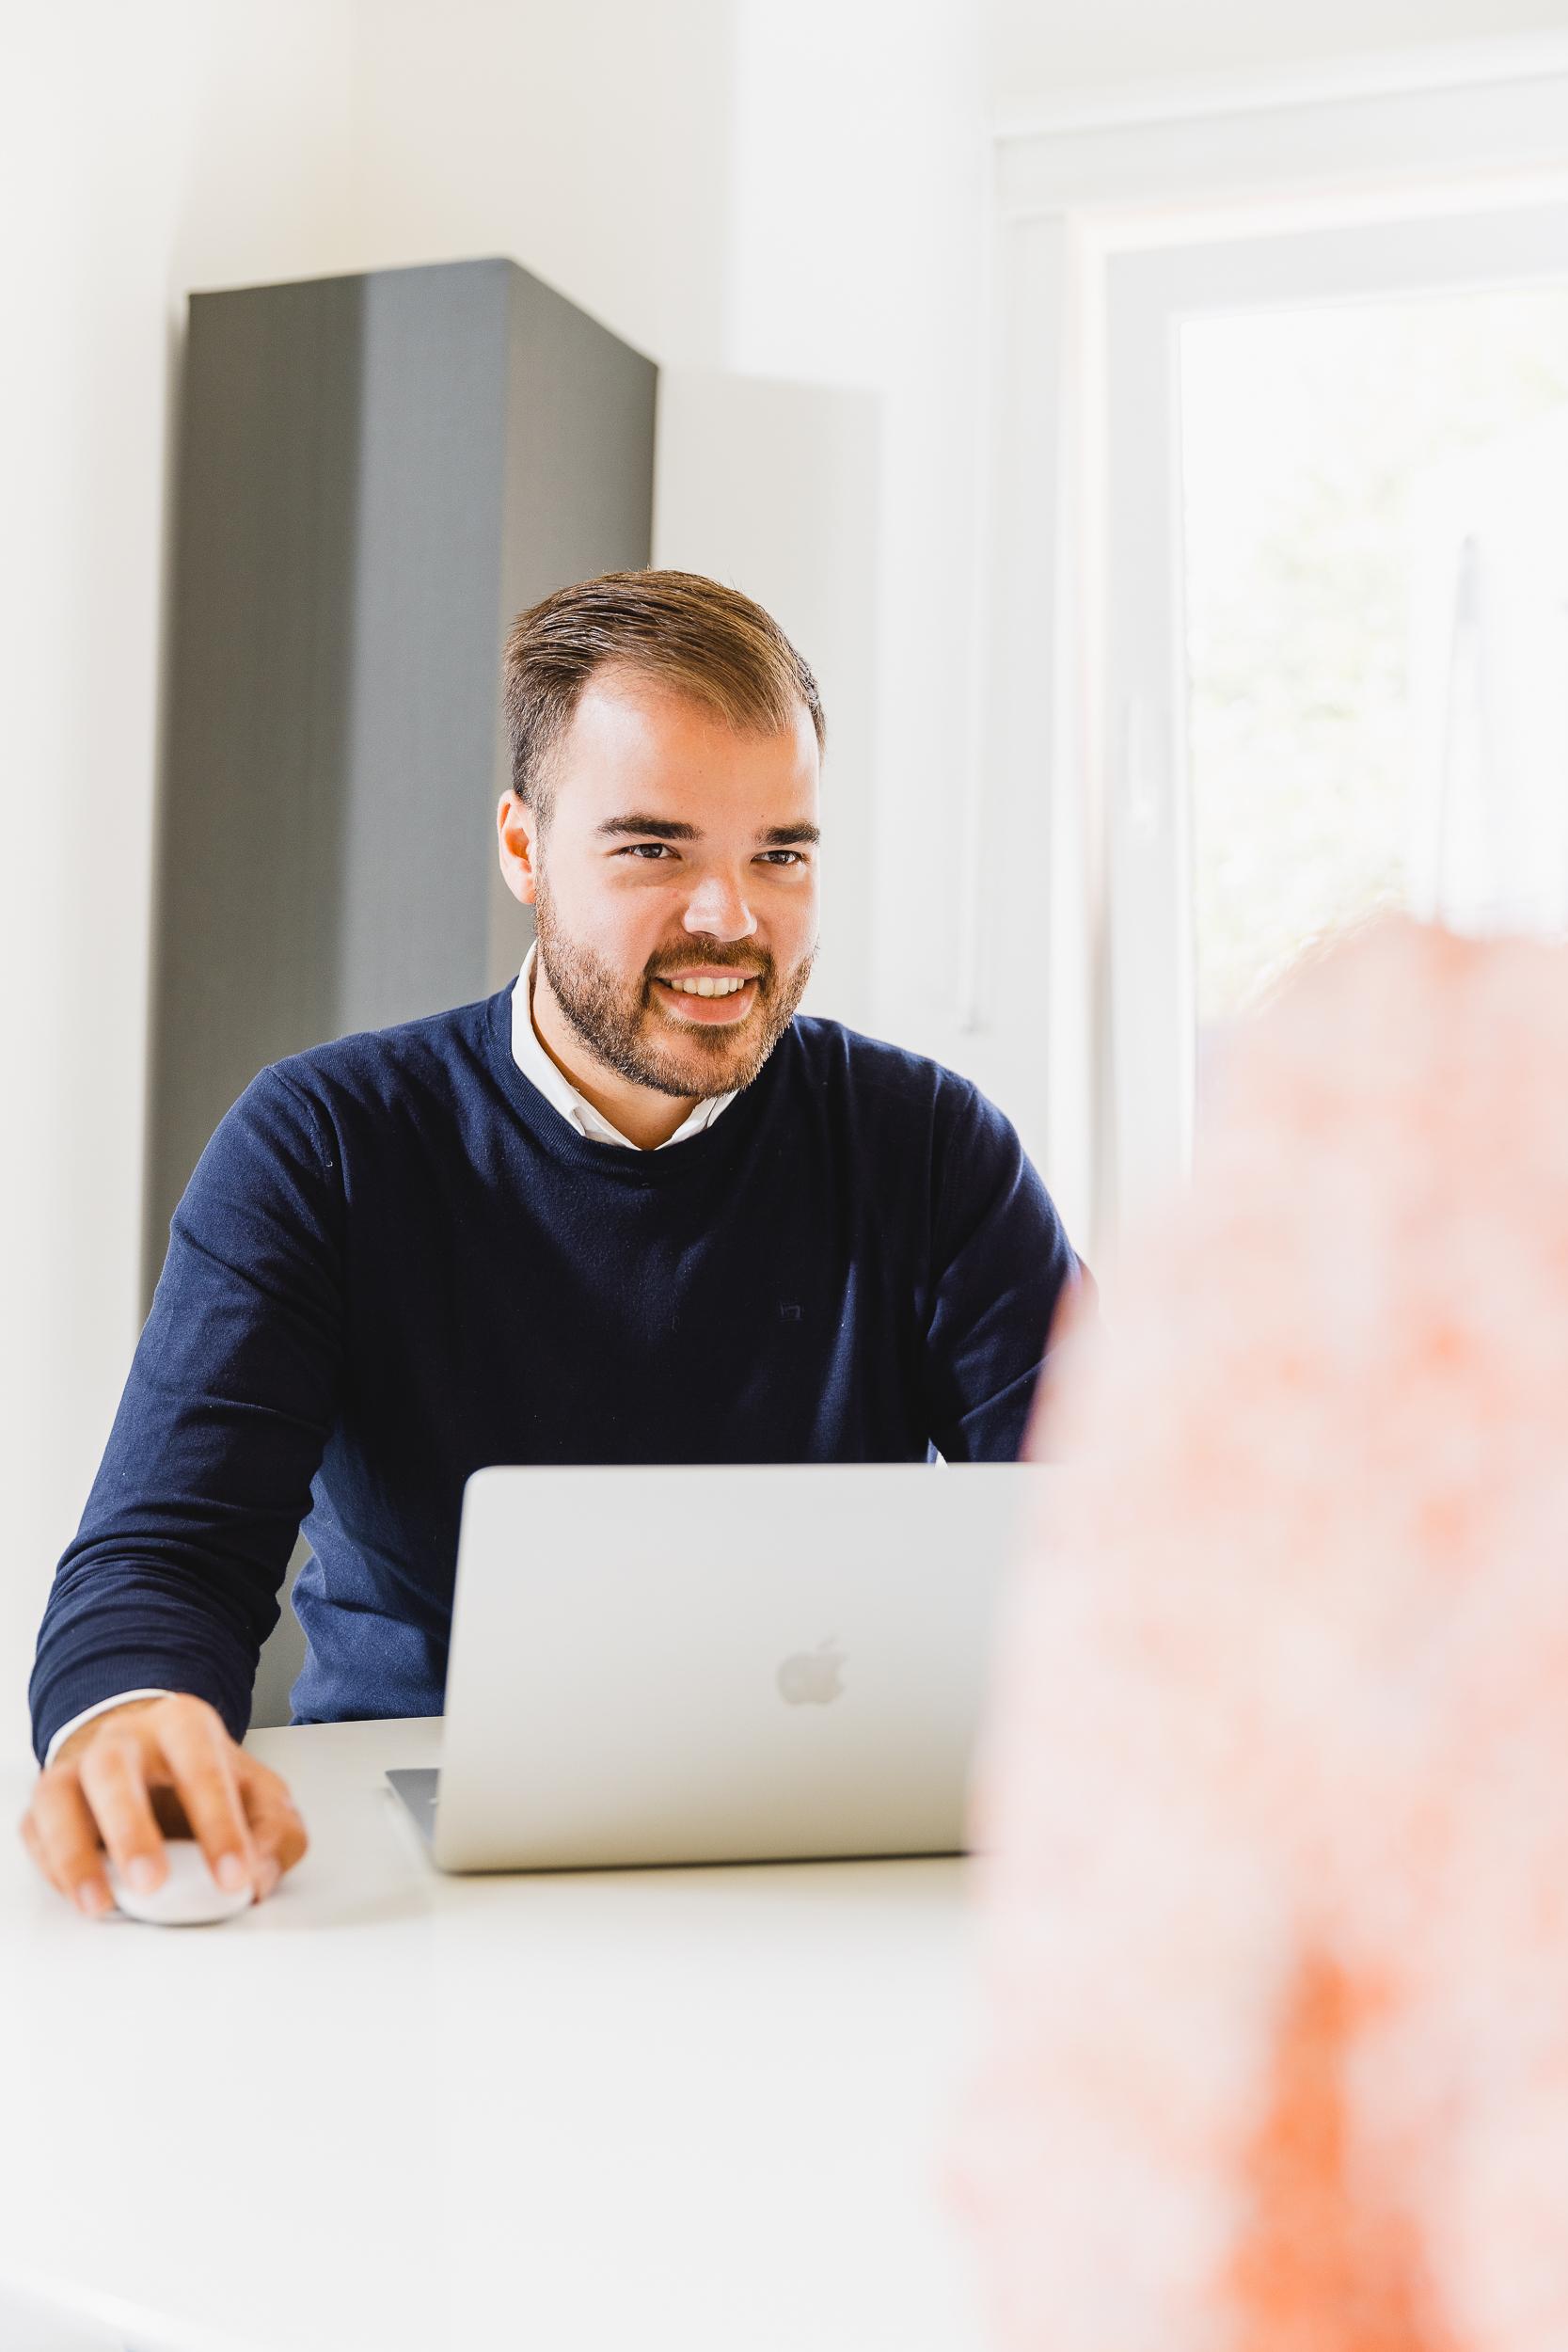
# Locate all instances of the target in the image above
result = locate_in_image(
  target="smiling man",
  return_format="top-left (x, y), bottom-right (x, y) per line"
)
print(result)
top-left (22, 570), bottom-right (1090, 1920)
top-left (506, 607), bottom-right (823, 1150)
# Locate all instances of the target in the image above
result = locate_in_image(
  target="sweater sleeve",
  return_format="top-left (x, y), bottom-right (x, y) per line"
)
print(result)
top-left (28, 1066), bottom-right (345, 1765)
top-left (920, 1080), bottom-right (1091, 1462)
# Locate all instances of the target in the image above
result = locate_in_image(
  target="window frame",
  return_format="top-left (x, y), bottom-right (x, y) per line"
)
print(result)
top-left (981, 36), bottom-right (1568, 1272)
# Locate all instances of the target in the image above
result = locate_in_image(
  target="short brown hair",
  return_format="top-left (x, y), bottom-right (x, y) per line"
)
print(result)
top-left (501, 569), bottom-right (826, 827)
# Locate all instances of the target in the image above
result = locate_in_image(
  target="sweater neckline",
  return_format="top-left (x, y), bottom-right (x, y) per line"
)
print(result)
top-left (482, 981), bottom-right (781, 1182)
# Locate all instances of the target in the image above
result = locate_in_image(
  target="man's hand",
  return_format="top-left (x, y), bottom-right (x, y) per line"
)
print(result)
top-left (18, 1693), bottom-right (308, 1918)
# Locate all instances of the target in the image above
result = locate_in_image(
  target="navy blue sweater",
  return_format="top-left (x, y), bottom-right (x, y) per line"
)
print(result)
top-left (29, 988), bottom-right (1087, 1763)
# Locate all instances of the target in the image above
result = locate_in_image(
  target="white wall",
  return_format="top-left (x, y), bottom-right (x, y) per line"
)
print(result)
top-left (653, 370), bottom-right (881, 1027)
top-left (721, 0), bottom-right (991, 1060)
top-left (985, 0), bottom-right (1568, 103)
top-left (0, 2), bottom-right (362, 1759)
top-left (345, 0), bottom-right (738, 367)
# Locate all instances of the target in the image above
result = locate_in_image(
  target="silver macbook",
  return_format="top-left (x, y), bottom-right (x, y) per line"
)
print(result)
top-left (386, 1460), bottom-right (1048, 1872)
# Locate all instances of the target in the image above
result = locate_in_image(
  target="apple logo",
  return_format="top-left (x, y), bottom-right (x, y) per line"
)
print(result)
top-left (777, 1638), bottom-right (847, 1707)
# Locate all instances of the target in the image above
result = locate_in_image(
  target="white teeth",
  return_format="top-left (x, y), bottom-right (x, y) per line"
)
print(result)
top-left (667, 976), bottom-right (748, 996)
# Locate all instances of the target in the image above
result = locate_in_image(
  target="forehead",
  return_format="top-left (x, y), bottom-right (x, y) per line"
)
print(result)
top-left (553, 667), bottom-right (820, 826)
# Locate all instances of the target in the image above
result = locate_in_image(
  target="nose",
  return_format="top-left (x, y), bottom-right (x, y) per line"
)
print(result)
top-left (682, 872), bottom-right (758, 942)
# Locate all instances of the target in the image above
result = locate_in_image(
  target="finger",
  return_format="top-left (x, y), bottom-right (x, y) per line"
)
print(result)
top-left (246, 1789), bottom-right (309, 1873)
top-left (18, 1805), bottom-right (66, 1900)
top-left (77, 1733), bottom-right (176, 1897)
top-left (238, 1764), bottom-right (309, 1895)
top-left (155, 1705), bottom-right (264, 1894)
top-left (28, 1772), bottom-right (115, 1917)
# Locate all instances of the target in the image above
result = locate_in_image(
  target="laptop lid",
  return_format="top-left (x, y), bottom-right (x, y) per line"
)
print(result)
top-left (412, 1460), bottom-right (1049, 1872)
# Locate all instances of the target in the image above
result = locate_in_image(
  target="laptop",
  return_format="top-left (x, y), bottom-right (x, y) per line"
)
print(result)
top-left (385, 1460), bottom-right (1049, 1872)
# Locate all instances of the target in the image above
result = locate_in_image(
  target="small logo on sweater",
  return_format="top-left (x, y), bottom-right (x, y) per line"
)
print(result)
top-left (778, 1301), bottom-right (802, 1322)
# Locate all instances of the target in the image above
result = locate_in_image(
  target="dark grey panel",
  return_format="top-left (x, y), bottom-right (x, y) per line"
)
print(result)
top-left (150, 270), bottom-right (366, 1260)
top-left (503, 265), bottom-right (660, 611)
top-left (332, 261), bottom-right (514, 1038)
top-left (250, 1530), bottom-right (310, 1731)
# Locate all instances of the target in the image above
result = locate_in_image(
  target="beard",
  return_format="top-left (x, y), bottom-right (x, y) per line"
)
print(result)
top-left (532, 874), bottom-right (815, 1101)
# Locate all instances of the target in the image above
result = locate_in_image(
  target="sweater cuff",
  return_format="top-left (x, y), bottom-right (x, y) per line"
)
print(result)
top-left (30, 1646), bottom-right (253, 1769)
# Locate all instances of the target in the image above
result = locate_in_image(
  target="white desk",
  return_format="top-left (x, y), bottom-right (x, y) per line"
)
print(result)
top-left (1, 1718), bottom-right (990, 2352)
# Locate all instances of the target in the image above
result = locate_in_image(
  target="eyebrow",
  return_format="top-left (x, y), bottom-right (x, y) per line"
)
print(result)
top-left (596, 815), bottom-right (698, 840)
top-left (595, 814), bottom-right (820, 847)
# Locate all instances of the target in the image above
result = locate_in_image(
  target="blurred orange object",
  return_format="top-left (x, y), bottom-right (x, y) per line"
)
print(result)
top-left (952, 916), bottom-right (1568, 2352)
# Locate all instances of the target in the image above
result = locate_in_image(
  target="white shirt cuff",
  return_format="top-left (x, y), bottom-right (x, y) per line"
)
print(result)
top-left (44, 1689), bottom-right (174, 1769)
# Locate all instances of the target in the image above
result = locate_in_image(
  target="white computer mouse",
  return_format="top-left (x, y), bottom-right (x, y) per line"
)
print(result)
top-left (103, 1839), bottom-right (255, 1927)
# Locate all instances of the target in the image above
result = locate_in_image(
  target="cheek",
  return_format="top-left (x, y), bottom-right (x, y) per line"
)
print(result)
top-left (601, 894), bottom-right (675, 974)
top-left (780, 881), bottom-right (821, 956)
top-left (553, 863), bottom-right (661, 961)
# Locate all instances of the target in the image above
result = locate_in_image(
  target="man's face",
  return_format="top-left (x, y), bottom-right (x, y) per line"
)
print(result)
top-left (501, 665), bottom-right (821, 1101)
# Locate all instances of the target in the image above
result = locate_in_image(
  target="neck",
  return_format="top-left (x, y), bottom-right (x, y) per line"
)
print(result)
top-left (529, 954), bottom-right (702, 1151)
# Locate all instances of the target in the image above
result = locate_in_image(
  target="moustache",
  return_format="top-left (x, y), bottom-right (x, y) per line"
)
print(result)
top-left (646, 957), bottom-right (771, 984)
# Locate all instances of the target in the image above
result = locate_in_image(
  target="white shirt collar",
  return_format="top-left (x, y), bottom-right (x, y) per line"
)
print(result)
top-left (510, 942), bottom-right (736, 1150)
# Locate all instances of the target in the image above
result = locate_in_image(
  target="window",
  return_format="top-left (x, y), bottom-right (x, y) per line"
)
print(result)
top-left (1111, 211), bottom-right (1568, 1180)
top-left (988, 47), bottom-right (1568, 1263)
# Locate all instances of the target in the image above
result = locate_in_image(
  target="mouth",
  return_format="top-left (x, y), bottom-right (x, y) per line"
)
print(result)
top-left (650, 972), bottom-right (762, 1027)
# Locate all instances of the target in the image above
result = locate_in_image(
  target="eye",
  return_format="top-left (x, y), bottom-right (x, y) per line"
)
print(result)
top-left (757, 850), bottom-right (806, 866)
top-left (616, 843), bottom-right (674, 861)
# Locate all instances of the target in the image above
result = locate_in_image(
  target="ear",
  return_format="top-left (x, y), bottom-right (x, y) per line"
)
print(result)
top-left (497, 790), bottom-right (541, 908)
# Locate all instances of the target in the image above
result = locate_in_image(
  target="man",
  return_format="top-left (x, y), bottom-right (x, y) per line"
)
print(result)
top-left (21, 569), bottom-right (1090, 1919)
